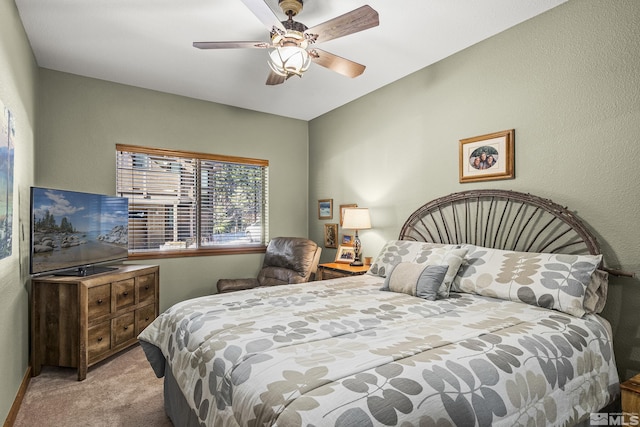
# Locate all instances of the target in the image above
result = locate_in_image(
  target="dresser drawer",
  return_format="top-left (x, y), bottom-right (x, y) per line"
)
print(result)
top-left (113, 312), bottom-right (136, 346)
top-left (137, 274), bottom-right (156, 304)
top-left (320, 268), bottom-right (349, 280)
top-left (88, 321), bottom-right (111, 360)
top-left (114, 278), bottom-right (135, 310)
top-left (88, 284), bottom-right (111, 319)
top-left (317, 263), bottom-right (369, 280)
top-left (136, 304), bottom-right (156, 334)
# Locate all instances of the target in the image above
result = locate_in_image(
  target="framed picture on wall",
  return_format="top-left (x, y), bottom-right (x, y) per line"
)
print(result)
top-left (459, 129), bottom-right (515, 183)
top-left (324, 223), bottom-right (338, 248)
top-left (341, 234), bottom-right (354, 246)
top-left (335, 245), bottom-right (356, 263)
top-left (318, 199), bottom-right (333, 219)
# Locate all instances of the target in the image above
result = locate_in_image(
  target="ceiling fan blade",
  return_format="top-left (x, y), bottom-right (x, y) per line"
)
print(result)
top-left (239, 0), bottom-right (286, 33)
top-left (309, 49), bottom-right (366, 78)
top-left (305, 5), bottom-right (379, 44)
top-left (193, 41), bottom-right (271, 49)
top-left (266, 71), bottom-right (286, 86)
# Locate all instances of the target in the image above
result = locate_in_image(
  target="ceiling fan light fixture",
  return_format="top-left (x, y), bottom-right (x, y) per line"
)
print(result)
top-left (193, 3), bottom-right (379, 86)
top-left (268, 46), bottom-right (311, 77)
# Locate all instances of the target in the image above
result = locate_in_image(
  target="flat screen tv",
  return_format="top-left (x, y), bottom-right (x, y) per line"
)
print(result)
top-left (30, 187), bottom-right (129, 276)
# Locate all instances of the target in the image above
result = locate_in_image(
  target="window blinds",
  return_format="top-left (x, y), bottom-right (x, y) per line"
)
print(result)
top-left (116, 144), bottom-right (268, 254)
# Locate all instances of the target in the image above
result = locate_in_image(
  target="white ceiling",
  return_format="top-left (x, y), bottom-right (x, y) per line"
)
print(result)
top-left (15, 0), bottom-right (566, 121)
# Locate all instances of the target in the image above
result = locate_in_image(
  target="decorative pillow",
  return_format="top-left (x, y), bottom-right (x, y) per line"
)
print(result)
top-left (414, 245), bottom-right (468, 298)
top-left (583, 269), bottom-right (609, 314)
top-left (453, 245), bottom-right (603, 317)
top-left (367, 240), bottom-right (426, 278)
top-left (368, 241), bottom-right (468, 298)
top-left (380, 263), bottom-right (449, 301)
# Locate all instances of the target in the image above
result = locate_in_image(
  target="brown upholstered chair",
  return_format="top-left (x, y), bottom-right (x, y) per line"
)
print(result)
top-left (216, 237), bottom-right (322, 293)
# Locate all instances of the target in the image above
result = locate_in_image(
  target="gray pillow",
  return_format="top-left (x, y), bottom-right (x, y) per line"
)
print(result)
top-left (381, 263), bottom-right (449, 301)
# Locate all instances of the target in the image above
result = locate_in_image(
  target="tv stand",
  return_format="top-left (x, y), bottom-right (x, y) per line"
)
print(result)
top-left (52, 265), bottom-right (117, 277)
top-left (31, 264), bottom-right (159, 380)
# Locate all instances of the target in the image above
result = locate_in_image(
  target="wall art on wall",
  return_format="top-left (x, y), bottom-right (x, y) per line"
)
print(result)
top-left (318, 199), bottom-right (333, 219)
top-left (459, 129), bottom-right (514, 183)
top-left (324, 223), bottom-right (338, 248)
top-left (341, 234), bottom-right (354, 246)
top-left (0, 100), bottom-right (15, 260)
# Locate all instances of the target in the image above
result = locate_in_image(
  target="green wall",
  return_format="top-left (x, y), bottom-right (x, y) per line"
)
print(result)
top-left (36, 69), bottom-right (310, 311)
top-left (2, 0), bottom-right (640, 423)
top-left (309, 0), bottom-right (640, 380)
top-left (0, 0), bottom-right (37, 423)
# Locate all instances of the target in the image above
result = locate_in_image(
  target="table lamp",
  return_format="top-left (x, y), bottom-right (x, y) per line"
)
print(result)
top-left (341, 208), bottom-right (372, 266)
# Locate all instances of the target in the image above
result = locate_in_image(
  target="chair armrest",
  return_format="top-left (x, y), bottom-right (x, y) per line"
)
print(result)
top-left (216, 278), bottom-right (260, 293)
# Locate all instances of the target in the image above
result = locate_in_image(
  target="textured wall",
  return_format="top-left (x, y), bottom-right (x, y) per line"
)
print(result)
top-left (0, 0), bottom-right (37, 423)
top-left (309, 0), bottom-right (640, 380)
top-left (36, 69), bottom-right (310, 311)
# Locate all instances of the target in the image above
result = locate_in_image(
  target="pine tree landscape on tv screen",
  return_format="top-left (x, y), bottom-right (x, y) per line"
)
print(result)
top-left (30, 187), bottom-right (129, 275)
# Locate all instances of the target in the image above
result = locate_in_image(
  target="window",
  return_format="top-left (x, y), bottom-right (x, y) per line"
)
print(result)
top-left (116, 144), bottom-right (268, 258)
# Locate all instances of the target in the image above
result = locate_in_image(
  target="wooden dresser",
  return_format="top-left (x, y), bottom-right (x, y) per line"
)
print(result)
top-left (31, 264), bottom-right (159, 380)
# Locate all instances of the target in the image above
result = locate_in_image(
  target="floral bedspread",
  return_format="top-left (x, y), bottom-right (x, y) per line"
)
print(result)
top-left (138, 274), bottom-right (619, 427)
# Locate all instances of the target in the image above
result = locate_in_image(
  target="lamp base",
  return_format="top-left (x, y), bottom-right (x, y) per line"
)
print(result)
top-left (350, 260), bottom-right (364, 267)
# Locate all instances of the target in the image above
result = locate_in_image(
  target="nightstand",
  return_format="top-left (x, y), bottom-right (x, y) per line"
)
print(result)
top-left (316, 262), bottom-right (369, 280)
top-left (622, 373), bottom-right (640, 423)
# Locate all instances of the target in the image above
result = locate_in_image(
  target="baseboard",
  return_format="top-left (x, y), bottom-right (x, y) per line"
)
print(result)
top-left (3, 366), bottom-right (31, 427)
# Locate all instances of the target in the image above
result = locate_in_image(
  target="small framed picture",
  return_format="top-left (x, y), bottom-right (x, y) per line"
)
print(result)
top-left (335, 245), bottom-right (356, 263)
top-left (318, 199), bottom-right (333, 220)
top-left (324, 223), bottom-right (338, 248)
top-left (459, 129), bottom-right (515, 183)
top-left (339, 203), bottom-right (357, 226)
top-left (341, 234), bottom-right (354, 246)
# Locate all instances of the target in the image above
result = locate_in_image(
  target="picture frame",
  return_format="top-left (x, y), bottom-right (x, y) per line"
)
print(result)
top-left (335, 245), bottom-right (356, 263)
top-left (324, 223), bottom-right (338, 248)
top-left (318, 199), bottom-right (333, 219)
top-left (459, 129), bottom-right (515, 183)
top-left (339, 203), bottom-right (357, 226)
top-left (341, 234), bottom-right (354, 246)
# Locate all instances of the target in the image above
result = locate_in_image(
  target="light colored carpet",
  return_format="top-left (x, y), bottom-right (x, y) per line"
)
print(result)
top-left (14, 344), bottom-right (173, 427)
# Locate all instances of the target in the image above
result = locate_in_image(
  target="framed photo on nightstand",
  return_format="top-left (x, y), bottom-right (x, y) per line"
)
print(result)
top-left (335, 245), bottom-right (356, 263)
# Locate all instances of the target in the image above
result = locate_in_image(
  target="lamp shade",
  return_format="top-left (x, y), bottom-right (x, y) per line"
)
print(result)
top-left (342, 208), bottom-right (371, 230)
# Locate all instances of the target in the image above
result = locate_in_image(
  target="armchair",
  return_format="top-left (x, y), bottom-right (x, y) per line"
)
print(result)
top-left (216, 237), bottom-right (322, 293)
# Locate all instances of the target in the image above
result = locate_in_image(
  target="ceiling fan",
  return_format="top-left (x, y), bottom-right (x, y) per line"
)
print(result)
top-left (193, 0), bottom-right (379, 85)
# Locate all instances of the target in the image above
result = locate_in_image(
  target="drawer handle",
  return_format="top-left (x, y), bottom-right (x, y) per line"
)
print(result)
top-left (123, 326), bottom-right (128, 330)
top-left (145, 317), bottom-right (150, 321)
top-left (97, 337), bottom-right (103, 342)
top-left (123, 291), bottom-right (128, 296)
top-left (144, 285), bottom-right (149, 290)
top-left (97, 299), bottom-right (103, 304)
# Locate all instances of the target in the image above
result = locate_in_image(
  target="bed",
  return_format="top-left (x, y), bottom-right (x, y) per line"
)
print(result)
top-left (138, 189), bottom-right (620, 426)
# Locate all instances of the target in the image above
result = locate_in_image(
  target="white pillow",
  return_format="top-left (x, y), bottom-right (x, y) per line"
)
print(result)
top-left (453, 245), bottom-right (602, 317)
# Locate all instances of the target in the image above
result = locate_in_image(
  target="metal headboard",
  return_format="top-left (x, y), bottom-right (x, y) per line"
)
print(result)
top-left (398, 190), bottom-right (631, 277)
top-left (399, 189), bottom-right (599, 254)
